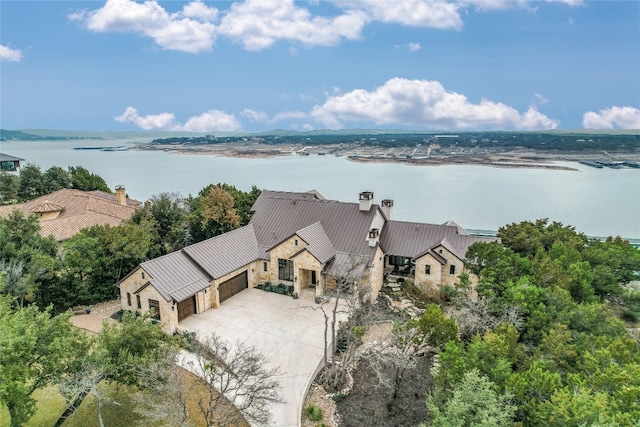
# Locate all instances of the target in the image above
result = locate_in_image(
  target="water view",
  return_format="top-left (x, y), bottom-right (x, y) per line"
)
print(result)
top-left (3, 138), bottom-right (639, 240)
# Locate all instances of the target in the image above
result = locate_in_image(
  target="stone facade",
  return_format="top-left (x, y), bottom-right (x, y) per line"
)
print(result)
top-left (119, 267), bottom-right (179, 334)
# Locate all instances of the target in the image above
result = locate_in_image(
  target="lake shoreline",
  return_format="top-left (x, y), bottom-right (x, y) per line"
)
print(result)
top-left (133, 142), bottom-right (640, 171)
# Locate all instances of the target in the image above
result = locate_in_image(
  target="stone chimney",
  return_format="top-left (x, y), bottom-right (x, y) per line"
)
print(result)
top-left (368, 228), bottom-right (380, 247)
top-left (359, 191), bottom-right (374, 212)
top-left (115, 185), bottom-right (127, 206)
top-left (381, 199), bottom-right (394, 220)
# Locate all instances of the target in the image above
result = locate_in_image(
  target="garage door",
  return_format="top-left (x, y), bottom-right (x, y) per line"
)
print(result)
top-left (219, 271), bottom-right (248, 303)
top-left (177, 296), bottom-right (196, 322)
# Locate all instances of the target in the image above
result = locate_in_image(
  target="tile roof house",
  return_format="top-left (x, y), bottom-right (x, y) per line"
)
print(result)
top-left (0, 186), bottom-right (141, 241)
top-left (118, 189), bottom-right (494, 334)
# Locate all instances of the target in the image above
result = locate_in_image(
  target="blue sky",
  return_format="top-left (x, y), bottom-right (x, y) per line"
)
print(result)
top-left (1, 0), bottom-right (639, 132)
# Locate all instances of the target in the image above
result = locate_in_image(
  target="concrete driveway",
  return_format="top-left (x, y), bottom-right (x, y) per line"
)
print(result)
top-left (177, 288), bottom-right (349, 427)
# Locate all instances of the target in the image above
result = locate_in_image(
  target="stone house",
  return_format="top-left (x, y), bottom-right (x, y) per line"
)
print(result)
top-left (118, 190), bottom-right (493, 334)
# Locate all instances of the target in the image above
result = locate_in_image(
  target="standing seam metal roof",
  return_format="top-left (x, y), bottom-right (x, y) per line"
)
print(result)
top-left (294, 222), bottom-right (336, 264)
top-left (183, 224), bottom-right (259, 279)
top-left (141, 250), bottom-right (211, 302)
top-left (380, 220), bottom-right (494, 262)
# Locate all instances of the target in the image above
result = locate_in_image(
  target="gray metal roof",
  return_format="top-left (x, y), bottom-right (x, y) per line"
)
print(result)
top-left (295, 222), bottom-right (336, 264)
top-left (380, 220), bottom-right (494, 261)
top-left (141, 251), bottom-right (211, 302)
top-left (0, 153), bottom-right (24, 162)
top-left (250, 189), bottom-right (325, 212)
top-left (250, 196), bottom-right (379, 259)
top-left (183, 224), bottom-right (258, 279)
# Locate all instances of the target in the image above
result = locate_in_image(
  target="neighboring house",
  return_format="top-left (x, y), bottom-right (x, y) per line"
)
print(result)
top-left (118, 189), bottom-right (493, 334)
top-left (0, 153), bottom-right (24, 173)
top-left (0, 186), bottom-right (141, 241)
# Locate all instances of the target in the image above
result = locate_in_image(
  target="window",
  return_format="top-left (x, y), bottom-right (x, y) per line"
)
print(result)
top-left (389, 255), bottom-right (408, 266)
top-left (263, 262), bottom-right (268, 272)
top-left (148, 299), bottom-right (160, 321)
top-left (127, 292), bottom-right (132, 306)
top-left (136, 294), bottom-right (141, 309)
top-left (425, 265), bottom-right (431, 275)
top-left (278, 258), bottom-right (294, 282)
top-left (141, 272), bottom-right (145, 279)
top-left (295, 239), bottom-right (298, 246)
top-left (449, 265), bottom-right (456, 275)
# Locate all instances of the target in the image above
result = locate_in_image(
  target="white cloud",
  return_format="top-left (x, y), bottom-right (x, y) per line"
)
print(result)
top-left (310, 77), bottom-right (559, 130)
top-left (534, 93), bottom-right (549, 105)
top-left (69, 0), bottom-right (217, 53)
top-left (71, 0), bottom-right (582, 53)
top-left (546, 0), bottom-right (584, 6)
top-left (582, 106), bottom-right (640, 130)
top-left (407, 42), bottom-right (422, 52)
top-left (115, 106), bottom-right (176, 130)
top-left (0, 44), bottom-right (22, 62)
top-left (218, 0), bottom-right (368, 50)
top-left (115, 107), bottom-right (241, 131)
top-left (334, 0), bottom-right (463, 29)
top-left (182, 110), bottom-right (242, 131)
top-left (241, 108), bottom-right (269, 122)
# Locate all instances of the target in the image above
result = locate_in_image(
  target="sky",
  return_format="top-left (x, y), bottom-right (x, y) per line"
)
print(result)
top-left (1, 0), bottom-right (639, 132)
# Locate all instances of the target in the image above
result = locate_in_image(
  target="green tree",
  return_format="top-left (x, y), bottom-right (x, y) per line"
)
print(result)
top-left (68, 165), bottom-right (110, 192)
top-left (42, 166), bottom-right (71, 193)
top-left (131, 192), bottom-right (188, 254)
top-left (187, 184), bottom-right (260, 242)
top-left (59, 218), bottom-right (158, 306)
top-left (0, 296), bottom-right (91, 426)
top-left (17, 164), bottom-right (45, 201)
top-left (0, 172), bottom-right (19, 203)
top-left (427, 369), bottom-right (516, 427)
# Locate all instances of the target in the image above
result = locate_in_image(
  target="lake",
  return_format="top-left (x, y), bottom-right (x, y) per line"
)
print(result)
top-left (2, 138), bottom-right (639, 239)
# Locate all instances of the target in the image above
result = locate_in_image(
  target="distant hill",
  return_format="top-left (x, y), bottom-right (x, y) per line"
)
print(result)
top-left (0, 129), bottom-right (91, 141)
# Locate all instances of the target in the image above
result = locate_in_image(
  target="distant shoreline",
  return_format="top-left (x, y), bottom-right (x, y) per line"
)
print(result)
top-left (134, 142), bottom-right (640, 171)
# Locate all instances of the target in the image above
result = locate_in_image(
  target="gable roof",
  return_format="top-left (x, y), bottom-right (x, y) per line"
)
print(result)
top-left (183, 224), bottom-right (259, 279)
top-left (140, 251), bottom-right (211, 302)
top-left (250, 189), bottom-right (325, 213)
top-left (293, 222), bottom-right (335, 264)
top-left (249, 195), bottom-right (379, 262)
top-left (380, 220), bottom-right (494, 262)
top-left (0, 188), bottom-right (140, 241)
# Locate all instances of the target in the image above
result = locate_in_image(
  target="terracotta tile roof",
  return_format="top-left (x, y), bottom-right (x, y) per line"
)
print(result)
top-left (0, 188), bottom-right (140, 241)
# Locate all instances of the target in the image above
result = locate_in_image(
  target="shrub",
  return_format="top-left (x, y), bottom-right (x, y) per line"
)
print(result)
top-left (303, 404), bottom-right (323, 422)
top-left (332, 392), bottom-right (346, 402)
top-left (621, 308), bottom-right (639, 323)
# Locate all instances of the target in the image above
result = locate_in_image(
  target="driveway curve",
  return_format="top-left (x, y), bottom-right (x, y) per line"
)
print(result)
top-left (177, 288), bottom-right (349, 427)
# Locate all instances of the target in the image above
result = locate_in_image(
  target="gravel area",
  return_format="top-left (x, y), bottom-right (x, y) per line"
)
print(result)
top-left (302, 383), bottom-right (340, 427)
top-left (69, 299), bottom-right (120, 333)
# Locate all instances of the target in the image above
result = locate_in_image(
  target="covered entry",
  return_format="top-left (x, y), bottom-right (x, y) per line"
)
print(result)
top-left (219, 271), bottom-right (248, 303)
top-left (177, 296), bottom-right (196, 322)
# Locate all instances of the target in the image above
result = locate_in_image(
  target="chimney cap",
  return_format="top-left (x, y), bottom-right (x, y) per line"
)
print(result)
top-left (381, 199), bottom-right (394, 207)
top-left (115, 185), bottom-right (125, 191)
top-left (359, 191), bottom-right (374, 200)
